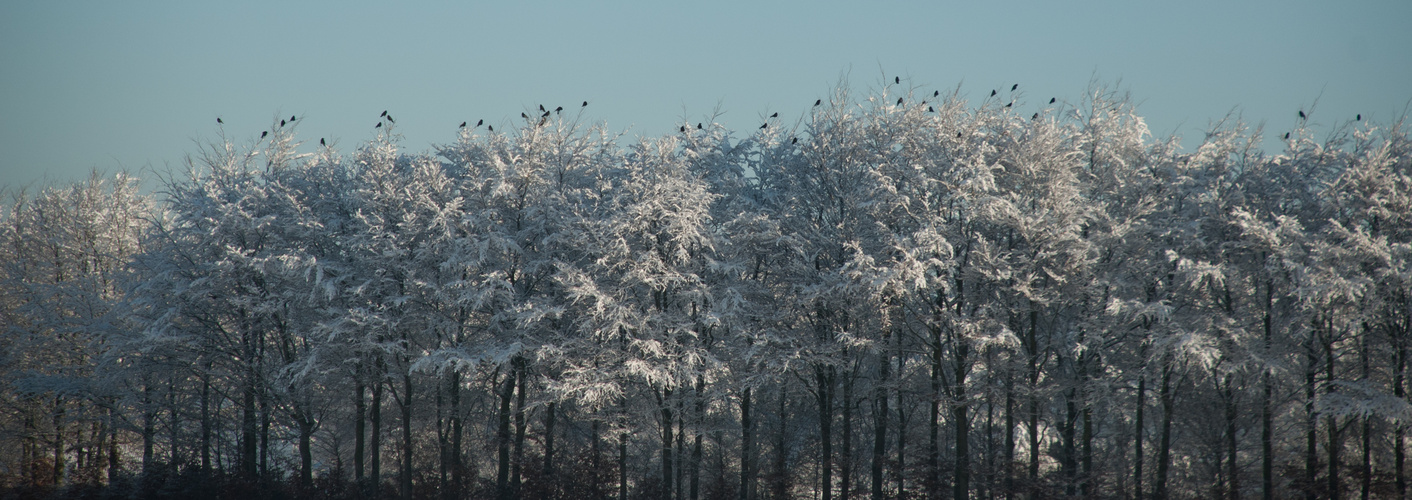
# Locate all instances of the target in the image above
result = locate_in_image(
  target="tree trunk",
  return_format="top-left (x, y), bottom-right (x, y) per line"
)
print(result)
top-left (402, 372), bottom-right (414, 500)
top-left (242, 378), bottom-right (257, 478)
top-left (545, 401), bottom-right (556, 477)
top-left (1005, 372), bottom-right (1015, 500)
top-left (1262, 281), bottom-right (1274, 500)
top-left (1155, 362), bottom-right (1173, 500)
top-left (875, 350), bottom-right (889, 500)
top-left (202, 376), bottom-right (212, 474)
top-left (356, 378), bottom-right (366, 485)
top-left (620, 431), bottom-right (629, 500)
top-left (740, 387), bottom-right (755, 500)
top-left (373, 372), bottom-right (384, 494)
top-left (1396, 343), bottom-right (1406, 500)
top-left (1225, 380), bottom-right (1239, 500)
top-left (1136, 372), bottom-right (1145, 500)
top-left (300, 411), bottom-right (314, 488)
top-left (820, 367), bottom-right (835, 500)
top-left (843, 374), bottom-right (854, 500)
top-left (497, 365), bottom-right (516, 500)
top-left (955, 342), bottom-right (971, 500)
top-left (661, 388), bottom-right (675, 500)
top-left (1327, 336), bottom-right (1341, 500)
top-left (513, 359), bottom-right (527, 499)
top-left (451, 370), bottom-right (463, 500)
top-left (1306, 340), bottom-right (1318, 500)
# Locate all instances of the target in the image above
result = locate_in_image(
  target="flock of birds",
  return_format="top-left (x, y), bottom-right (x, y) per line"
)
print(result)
top-left (214, 79), bottom-right (1365, 147)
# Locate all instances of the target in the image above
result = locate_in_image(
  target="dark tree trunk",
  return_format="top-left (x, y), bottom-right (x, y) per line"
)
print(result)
top-left (242, 379), bottom-right (257, 478)
top-left (402, 372), bottom-right (414, 500)
top-left (931, 361), bottom-right (941, 500)
top-left (661, 388), bottom-right (675, 500)
top-left (300, 411), bottom-right (314, 488)
top-left (202, 376), bottom-right (212, 473)
top-left (513, 359), bottom-right (527, 498)
top-left (843, 374), bottom-right (854, 500)
top-left (1396, 343), bottom-right (1406, 500)
top-left (497, 366), bottom-right (515, 500)
top-left (1005, 372), bottom-right (1015, 500)
top-left (261, 391), bottom-right (270, 479)
top-left (1306, 340), bottom-right (1318, 500)
top-left (544, 402), bottom-right (556, 477)
top-left (1225, 380), bottom-right (1239, 500)
top-left (1262, 281), bottom-right (1274, 500)
top-left (356, 378), bottom-right (366, 485)
top-left (820, 367), bottom-right (835, 500)
top-left (1155, 363), bottom-right (1173, 500)
top-left (1327, 336), bottom-right (1341, 500)
top-left (955, 342), bottom-right (971, 500)
top-left (620, 432), bottom-right (629, 500)
top-left (373, 372), bottom-right (384, 493)
top-left (874, 350), bottom-right (889, 500)
top-left (451, 370), bottom-right (463, 500)
top-left (740, 387), bottom-right (755, 500)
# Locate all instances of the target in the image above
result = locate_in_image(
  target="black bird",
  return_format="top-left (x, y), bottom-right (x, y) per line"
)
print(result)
top-left (488, 125), bottom-right (494, 131)
top-left (217, 117), bottom-right (223, 124)
top-left (555, 106), bottom-right (563, 113)
top-left (582, 101), bottom-right (588, 107)
top-left (1357, 114), bottom-right (1362, 121)
top-left (539, 117), bottom-right (547, 126)
top-left (477, 119), bottom-right (483, 127)
top-left (928, 106), bottom-right (934, 112)
top-left (815, 99), bottom-right (822, 106)
top-left (386, 115), bottom-right (394, 123)
top-left (381, 110), bottom-right (387, 117)
top-left (770, 112), bottom-right (778, 118)
top-left (760, 123), bottom-right (768, 130)
top-left (1049, 97), bottom-right (1056, 104)
top-left (897, 97), bottom-right (904, 105)
top-left (1032, 113), bottom-right (1039, 120)
top-left (1005, 102), bottom-right (1012, 108)
top-left (1011, 84), bottom-right (1018, 91)
top-left (460, 121), bottom-right (467, 128)
top-left (934, 90), bottom-right (939, 97)
top-left (991, 89), bottom-right (997, 97)
top-left (261, 131), bottom-right (268, 138)
top-left (376, 122), bottom-right (382, 128)
top-left (681, 125), bottom-right (686, 132)
top-left (542, 110), bottom-right (551, 118)
top-left (539, 104), bottom-right (545, 112)
top-left (791, 137), bottom-right (797, 144)
top-left (281, 119), bottom-right (286, 127)
top-left (320, 138), bottom-right (326, 146)
top-left (522, 112), bottom-right (529, 119)
top-left (697, 123), bottom-right (702, 129)
top-left (895, 76), bottom-right (900, 84)
top-left (1284, 132), bottom-right (1290, 140)
top-left (290, 115), bottom-right (296, 122)
top-left (957, 132), bottom-right (962, 138)
top-left (1299, 110), bottom-right (1306, 119)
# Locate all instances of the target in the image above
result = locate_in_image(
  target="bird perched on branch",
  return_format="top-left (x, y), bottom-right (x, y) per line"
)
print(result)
top-left (1299, 110), bottom-right (1306, 119)
top-left (381, 110), bottom-right (387, 117)
top-left (539, 104), bottom-right (545, 112)
top-left (386, 115), bottom-right (394, 123)
top-left (1357, 114), bottom-right (1362, 121)
top-left (1032, 113), bottom-right (1039, 120)
top-left (897, 97), bottom-right (904, 105)
top-left (1284, 132), bottom-right (1290, 140)
top-left (928, 106), bottom-right (934, 112)
top-left (815, 99), bottom-right (822, 106)
top-left (895, 76), bottom-right (900, 84)
top-left (934, 90), bottom-right (939, 97)
top-left (991, 89), bottom-right (997, 97)
top-left (477, 119), bottom-right (483, 127)
top-left (281, 119), bottom-right (286, 127)
top-left (375, 123), bottom-right (381, 128)
top-left (697, 123), bottom-right (702, 129)
top-left (522, 112), bottom-right (529, 119)
top-left (488, 125), bottom-right (494, 131)
top-left (290, 115), bottom-right (296, 122)
top-left (1012, 84), bottom-right (1018, 91)
top-left (555, 106), bottom-right (563, 114)
top-left (1049, 97), bottom-right (1056, 104)
top-left (320, 138), bottom-right (326, 146)
top-left (582, 101), bottom-right (588, 107)
top-left (680, 125), bottom-right (686, 133)
top-left (770, 112), bottom-right (778, 118)
top-left (759, 123), bottom-right (767, 129)
top-left (261, 131), bottom-right (268, 138)
top-left (460, 122), bottom-right (466, 128)
top-left (217, 117), bottom-right (223, 124)
top-left (791, 137), bottom-right (797, 144)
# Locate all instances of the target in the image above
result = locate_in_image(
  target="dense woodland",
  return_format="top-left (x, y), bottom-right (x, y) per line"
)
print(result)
top-left (2, 85), bottom-right (1410, 500)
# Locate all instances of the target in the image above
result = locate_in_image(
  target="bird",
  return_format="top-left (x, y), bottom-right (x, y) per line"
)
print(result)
top-left (934, 90), bottom-right (940, 97)
top-left (460, 121), bottom-right (467, 128)
top-left (928, 106), bottom-right (934, 112)
top-left (376, 122), bottom-right (382, 128)
top-left (386, 115), bottom-right (394, 123)
top-left (522, 112), bottom-right (529, 119)
top-left (542, 110), bottom-right (551, 118)
top-left (290, 115), bottom-right (296, 122)
top-left (1284, 132), bottom-right (1290, 140)
top-left (770, 112), bottom-right (778, 118)
top-left (539, 104), bottom-right (545, 112)
top-left (956, 132), bottom-right (962, 138)
top-left (1356, 114), bottom-right (1362, 121)
top-left (1032, 113), bottom-right (1039, 120)
top-left (216, 117), bottom-right (223, 124)
top-left (320, 138), bottom-right (326, 146)
top-left (681, 125), bottom-right (686, 133)
top-left (697, 123), bottom-right (702, 129)
top-left (261, 131), bottom-right (268, 138)
top-left (760, 123), bottom-right (768, 129)
top-left (281, 119), bottom-right (286, 127)
top-left (1299, 110), bottom-right (1306, 119)
top-left (897, 97), bottom-right (904, 105)
top-left (582, 101), bottom-right (588, 107)
top-left (1005, 102), bottom-right (1012, 108)
top-left (895, 76), bottom-right (900, 84)
top-left (791, 137), bottom-right (797, 144)
top-left (477, 119), bottom-right (483, 127)
top-left (1012, 84), bottom-right (1018, 91)
top-left (488, 125), bottom-right (494, 131)
top-left (381, 110), bottom-right (387, 117)
top-left (815, 99), bottom-right (822, 106)
top-left (539, 117), bottom-right (547, 126)
top-left (1049, 97), bottom-right (1056, 104)
top-left (991, 89), bottom-right (997, 97)
top-left (555, 106), bottom-right (563, 114)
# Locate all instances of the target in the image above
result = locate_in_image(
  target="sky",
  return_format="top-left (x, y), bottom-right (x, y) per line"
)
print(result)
top-left (2, 1), bottom-right (1410, 192)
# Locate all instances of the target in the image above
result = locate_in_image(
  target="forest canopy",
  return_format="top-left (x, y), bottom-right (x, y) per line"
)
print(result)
top-left (2, 84), bottom-right (1410, 500)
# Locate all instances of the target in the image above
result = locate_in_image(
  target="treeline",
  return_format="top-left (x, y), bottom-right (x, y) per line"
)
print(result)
top-left (1, 85), bottom-right (1409, 500)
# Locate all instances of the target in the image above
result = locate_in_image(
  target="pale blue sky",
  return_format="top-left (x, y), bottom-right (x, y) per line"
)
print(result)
top-left (2, 1), bottom-right (1409, 191)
